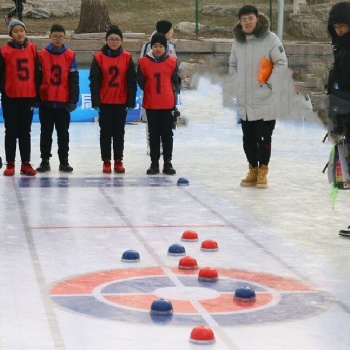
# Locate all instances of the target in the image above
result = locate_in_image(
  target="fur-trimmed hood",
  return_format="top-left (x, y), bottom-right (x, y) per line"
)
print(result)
top-left (233, 14), bottom-right (270, 43)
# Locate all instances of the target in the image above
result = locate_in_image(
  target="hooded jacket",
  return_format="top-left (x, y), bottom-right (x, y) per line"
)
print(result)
top-left (229, 14), bottom-right (288, 121)
top-left (327, 1), bottom-right (350, 94)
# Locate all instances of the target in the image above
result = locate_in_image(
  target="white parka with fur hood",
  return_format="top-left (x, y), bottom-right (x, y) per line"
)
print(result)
top-left (229, 14), bottom-right (288, 121)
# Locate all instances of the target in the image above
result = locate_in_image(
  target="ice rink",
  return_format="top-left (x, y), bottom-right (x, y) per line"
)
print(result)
top-left (1, 77), bottom-right (350, 349)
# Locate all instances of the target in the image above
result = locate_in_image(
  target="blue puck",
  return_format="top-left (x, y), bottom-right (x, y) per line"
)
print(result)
top-left (177, 177), bottom-right (189, 186)
top-left (150, 299), bottom-right (173, 315)
top-left (234, 287), bottom-right (256, 301)
top-left (167, 243), bottom-right (186, 256)
top-left (121, 249), bottom-right (140, 262)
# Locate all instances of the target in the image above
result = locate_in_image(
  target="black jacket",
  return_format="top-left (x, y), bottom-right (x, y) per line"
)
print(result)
top-left (89, 45), bottom-right (137, 108)
top-left (327, 1), bottom-right (350, 93)
top-left (0, 39), bottom-right (40, 103)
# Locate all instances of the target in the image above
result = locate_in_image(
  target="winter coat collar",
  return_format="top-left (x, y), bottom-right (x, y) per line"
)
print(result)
top-left (233, 14), bottom-right (270, 43)
top-left (45, 43), bottom-right (68, 54)
top-left (145, 51), bottom-right (169, 63)
top-left (101, 44), bottom-right (123, 57)
top-left (333, 30), bottom-right (350, 50)
top-left (7, 37), bottom-right (29, 49)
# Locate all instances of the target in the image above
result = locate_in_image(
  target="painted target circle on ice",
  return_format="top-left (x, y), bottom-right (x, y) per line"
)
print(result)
top-left (50, 267), bottom-right (328, 326)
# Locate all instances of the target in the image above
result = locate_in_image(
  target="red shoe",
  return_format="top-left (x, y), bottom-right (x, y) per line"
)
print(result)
top-left (103, 160), bottom-right (111, 173)
top-left (3, 162), bottom-right (15, 176)
top-left (20, 161), bottom-right (37, 176)
top-left (114, 159), bottom-right (125, 173)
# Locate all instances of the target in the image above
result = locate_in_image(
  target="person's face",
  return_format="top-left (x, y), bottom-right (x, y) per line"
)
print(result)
top-left (106, 34), bottom-right (122, 50)
top-left (152, 43), bottom-right (166, 58)
top-left (10, 25), bottom-right (26, 44)
top-left (165, 27), bottom-right (174, 40)
top-left (333, 23), bottom-right (350, 37)
top-left (50, 31), bottom-right (66, 49)
top-left (239, 13), bottom-right (259, 34)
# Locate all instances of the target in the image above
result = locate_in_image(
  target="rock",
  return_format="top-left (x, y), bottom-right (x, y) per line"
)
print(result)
top-left (200, 5), bottom-right (238, 17)
top-left (175, 21), bottom-right (230, 35)
top-left (25, 9), bottom-right (50, 19)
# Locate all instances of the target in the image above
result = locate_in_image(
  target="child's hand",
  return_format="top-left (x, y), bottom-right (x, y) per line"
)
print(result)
top-left (66, 103), bottom-right (77, 112)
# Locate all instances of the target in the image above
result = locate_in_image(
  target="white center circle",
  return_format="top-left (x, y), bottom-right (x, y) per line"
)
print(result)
top-left (153, 286), bottom-right (220, 301)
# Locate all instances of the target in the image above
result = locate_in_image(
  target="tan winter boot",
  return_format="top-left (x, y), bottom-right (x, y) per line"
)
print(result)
top-left (256, 165), bottom-right (268, 188)
top-left (240, 164), bottom-right (258, 187)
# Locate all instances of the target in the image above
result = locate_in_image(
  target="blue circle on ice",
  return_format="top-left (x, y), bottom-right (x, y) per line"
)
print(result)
top-left (234, 287), bottom-right (256, 301)
top-left (150, 299), bottom-right (173, 315)
top-left (121, 249), bottom-right (140, 262)
top-left (177, 178), bottom-right (189, 186)
top-left (167, 243), bottom-right (186, 256)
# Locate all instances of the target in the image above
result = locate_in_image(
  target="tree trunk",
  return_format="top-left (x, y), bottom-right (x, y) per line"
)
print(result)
top-left (75, 0), bottom-right (111, 33)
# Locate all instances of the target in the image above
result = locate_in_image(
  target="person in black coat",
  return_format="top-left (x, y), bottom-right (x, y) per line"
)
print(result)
top-left (4, 0), bottom-right (26, 24)
top-left (327, 1), bottom-right (350, 237)
top-left (89, 25), bottom-right (137, 174)
top-left (327, 1), bottom-right (350, 140)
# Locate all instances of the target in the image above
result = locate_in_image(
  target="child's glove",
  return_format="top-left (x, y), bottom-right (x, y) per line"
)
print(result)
top-left (172, 109), bottom-right (180, 130)
top-left (173, 109), bottom-right (180, 118)
top-left (66, 103), bottom-right (77, 112)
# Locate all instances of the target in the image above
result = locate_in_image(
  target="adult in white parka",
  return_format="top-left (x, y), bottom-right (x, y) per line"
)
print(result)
top-left (229, 5), bottom-right (288, 188)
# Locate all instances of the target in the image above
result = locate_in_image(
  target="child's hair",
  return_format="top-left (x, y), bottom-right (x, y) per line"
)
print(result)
top-left (50, 24), bottom-right (65, 34)
top-left (156, 20), bottom-right (172, 34)
top-left (238, 5), bottom-right (258, 19)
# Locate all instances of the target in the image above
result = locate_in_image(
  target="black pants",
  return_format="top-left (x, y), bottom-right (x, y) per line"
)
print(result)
top-left (99, 104), bottom-right (127, 160)
top-left (1, 96), bottom-right (33, 162)
top-left (241, 119), bottom-right (276, 167)
top-left (39, 105), bottom-right (70, 161)
top-left (146, 109), bottom-right (173, 162)
top-left (8, 0), bottom-right (23, 21)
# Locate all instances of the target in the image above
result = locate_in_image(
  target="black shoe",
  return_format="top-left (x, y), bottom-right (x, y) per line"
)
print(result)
top-left (36, 159), bottom-right (51, 172)
top-left (146, 162), bottom-right (159, 175)
top-left (59, 160), bottom-right (73, 172)
top-left (339, 225), bottom-right (350, 237)
top-left (163, 161), bottom-right (176, 175)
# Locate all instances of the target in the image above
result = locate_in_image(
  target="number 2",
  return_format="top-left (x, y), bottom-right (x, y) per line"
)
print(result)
top-left (154, 72), bottom-right (161, 94)
top-left (108, 66), bottom-right (119, 87)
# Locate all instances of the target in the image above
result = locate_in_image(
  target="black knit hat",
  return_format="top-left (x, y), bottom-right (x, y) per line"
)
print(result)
top-left (156, 20), bottom-right (172, 34)
top-left (151, 32), bottom-right (167, 49)
top-left (106, 25), bottom-right (123, 40)
top-left (328, 1), bottom-right (350, 25)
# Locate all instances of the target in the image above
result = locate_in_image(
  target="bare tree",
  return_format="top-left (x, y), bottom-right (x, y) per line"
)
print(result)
top-left (75, 0), bottom-right (111, 33)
